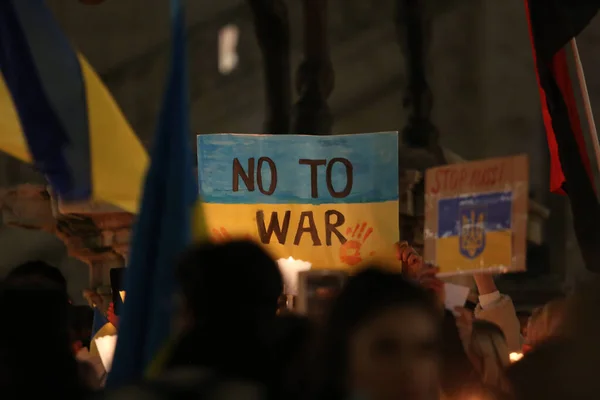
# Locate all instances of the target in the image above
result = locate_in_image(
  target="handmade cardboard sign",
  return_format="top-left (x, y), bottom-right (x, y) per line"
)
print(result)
top-left (424, 155), bottom-right (528, 276)
top-left (197, 132), bottom-right (400, 270)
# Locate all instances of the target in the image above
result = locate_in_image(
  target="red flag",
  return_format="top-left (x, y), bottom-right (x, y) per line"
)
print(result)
top-left (524, 0), bottom-right (598, 194)
top-left (524, 0), bottom-right (600, 272)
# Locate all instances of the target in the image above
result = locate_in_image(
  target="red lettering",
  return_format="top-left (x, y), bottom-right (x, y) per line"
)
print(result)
top-left (459, 168), bottom-right (469, 188)
top-left (450, 170), bottom-right (461, 190)
top-left (430, 168), bottom-right (449, 194)
top-left (470, 169), bottom-right (481, 187)
top-left (429, 163), bottom-right (507, 194)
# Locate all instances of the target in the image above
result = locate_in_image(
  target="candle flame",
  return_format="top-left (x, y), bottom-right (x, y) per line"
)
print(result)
top-left (509, 352), bottom-right (523, 363)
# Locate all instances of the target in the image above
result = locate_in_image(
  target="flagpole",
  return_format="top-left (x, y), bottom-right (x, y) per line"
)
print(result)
top-left (570, 39), bottom-right (600, 181)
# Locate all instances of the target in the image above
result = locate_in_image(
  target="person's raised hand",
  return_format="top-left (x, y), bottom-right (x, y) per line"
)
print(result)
top-left (396, 241), bottom-right (423, 279)
top-left (417, 265), bottom-right (445, 307)
top-left (473, 272), bottom-right (498, 295)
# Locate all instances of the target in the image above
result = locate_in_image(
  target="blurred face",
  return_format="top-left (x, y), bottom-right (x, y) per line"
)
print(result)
top-left (348, 306), bottom-right (441, 400)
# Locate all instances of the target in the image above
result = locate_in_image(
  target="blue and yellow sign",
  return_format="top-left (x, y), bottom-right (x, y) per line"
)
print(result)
top-left (197, 133), bottom-right (400, 270)
top-left (424, 155), bottom-right (528, 275)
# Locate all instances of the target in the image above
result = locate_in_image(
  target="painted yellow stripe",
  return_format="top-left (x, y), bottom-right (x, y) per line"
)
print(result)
top-left (192, 199), bottom-right (209, 241)
top-left (0, 72), bottom-right (31, 162)
top-left (200, 201), bottom-right (400, 271)
top-left (79, 55), bottom-right (148, 214)
top-left (436, 230), bottom-right (512, 274)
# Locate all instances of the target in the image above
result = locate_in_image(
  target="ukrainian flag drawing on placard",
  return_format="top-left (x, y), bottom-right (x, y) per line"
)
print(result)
top-left (197, 132), bottom-right (400, 271)
top-left (436, 192), bottom-right (512, 273)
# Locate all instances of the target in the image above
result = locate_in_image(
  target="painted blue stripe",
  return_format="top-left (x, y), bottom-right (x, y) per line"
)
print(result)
top-left (197, 132), bottom-right (399, 204)
top-left (0, 0), bottom-right (91, 200)
top-left (437, 192), bottom-right (513, 237)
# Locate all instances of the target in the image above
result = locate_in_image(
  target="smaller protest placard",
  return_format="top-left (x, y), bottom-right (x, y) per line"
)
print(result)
top-left (424, 155), bottom-right (528, 276)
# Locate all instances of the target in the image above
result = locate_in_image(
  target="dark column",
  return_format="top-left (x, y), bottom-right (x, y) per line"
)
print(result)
top-left (247, 0), bottom-right (292, 134)
top-left (291, 0), bottom-right (334, 134)
top-left (395, 0), bottom-right (445, 164)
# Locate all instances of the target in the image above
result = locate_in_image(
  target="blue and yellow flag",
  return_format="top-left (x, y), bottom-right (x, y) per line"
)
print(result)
top-left (89, 307), bottom-right (116, 358)
top-left (106, 0), bottom-right (207, 387)
top-left (91, 307), bottom-right (109, 339)
top-left (0, 0), bottom-right (147, 213)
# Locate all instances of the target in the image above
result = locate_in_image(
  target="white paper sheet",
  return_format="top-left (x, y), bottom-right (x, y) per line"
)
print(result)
top-left (95, 335), bottom-right (118, 372)
top-left (444, 283), bottom-right (470, 312)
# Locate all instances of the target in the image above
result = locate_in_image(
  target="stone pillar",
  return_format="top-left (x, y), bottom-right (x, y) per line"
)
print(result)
top-left (74, 251), bottom-right (124, 294)
top-left (395, 0), bottom-right (448, 165)
top-left (58, 213), bottom-right (132, 283)
top-left (47, 192), bottom-right (134, 299)
top-left (0, 184), bottom-right (56, 231)
top-left (291, 0), bottom-right (334, 134)
top-left (247, 0), bottom-right (292, 133)
top-left (113, 245), bottom-right (129, 267)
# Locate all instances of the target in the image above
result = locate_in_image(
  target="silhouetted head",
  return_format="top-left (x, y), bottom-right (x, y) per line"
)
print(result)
top-left (5, 261), bottom-right (67, 294)
top-left (167, 241), bottom-right (283, 385)
top-left (0, 283), bottom-right (84, 397)
top-left (176, 240), bottom-right (282, 326)
top-left (313, 267), bottom-right (441, 400)
top-left (440, 309), bottom-right (480, 396)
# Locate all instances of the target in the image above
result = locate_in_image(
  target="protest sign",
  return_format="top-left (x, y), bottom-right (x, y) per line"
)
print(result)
top-left (424, 155), bottom-right (528, 275)
top-left (197, 132), bottom-right (400, 270)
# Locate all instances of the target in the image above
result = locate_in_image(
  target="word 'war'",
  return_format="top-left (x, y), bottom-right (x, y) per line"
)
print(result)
top-left (255, 209), bottom-right (348, 246)
top-left (232, 157), bottom-right (354, 198)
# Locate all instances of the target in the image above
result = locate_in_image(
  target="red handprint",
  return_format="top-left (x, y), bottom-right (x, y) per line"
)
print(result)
top-left (339, 222), bottom-right (375, 266)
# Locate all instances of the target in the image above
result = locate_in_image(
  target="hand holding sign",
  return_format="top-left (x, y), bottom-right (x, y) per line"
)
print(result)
top-left (396, 241), bottom-right (422, 278)
top-left (396, 241), bottom-right (445, 306)
top-left (417, 266), bottom-right (445, 308)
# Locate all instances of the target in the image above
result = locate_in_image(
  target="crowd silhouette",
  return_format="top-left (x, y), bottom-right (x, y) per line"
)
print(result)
top-left (0, 239), bottom-right (596, 400)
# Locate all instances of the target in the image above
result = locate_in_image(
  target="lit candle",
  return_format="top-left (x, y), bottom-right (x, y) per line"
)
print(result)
top-left (509, 352), bottom-right (524, 363)
top-left (277, 257), bottom-right (312, 296)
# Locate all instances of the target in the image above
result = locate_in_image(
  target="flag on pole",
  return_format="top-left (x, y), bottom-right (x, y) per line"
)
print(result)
top-left (0, 0), bottom-right (148, 213)
top-left (524, 0), bottom-right (599, 195)
top-left (524, 0), bottom-right (600, 272)
top-left (91, 307), bottom-right (109, 339)
top-left (106, 0), bottom-right (207, 387)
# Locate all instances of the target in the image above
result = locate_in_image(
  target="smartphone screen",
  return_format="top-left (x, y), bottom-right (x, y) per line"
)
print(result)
top-left (110, 268), bottom-right (125, 316)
